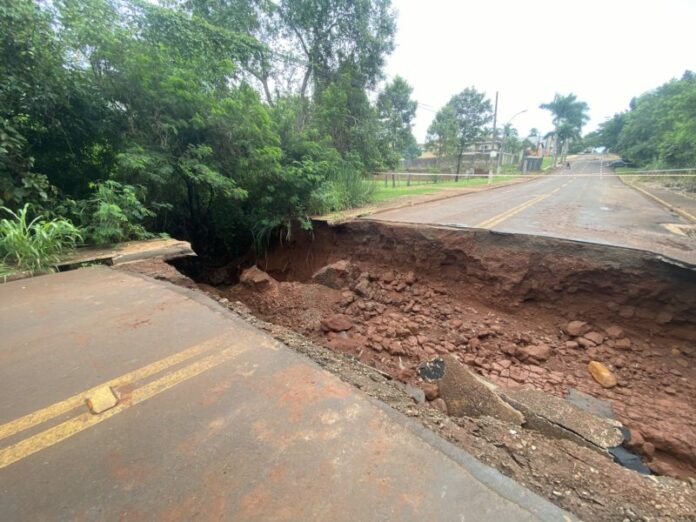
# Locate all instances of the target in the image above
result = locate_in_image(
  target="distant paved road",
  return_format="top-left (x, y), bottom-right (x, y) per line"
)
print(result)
top-left (370, 159), bottom-right (695, 264)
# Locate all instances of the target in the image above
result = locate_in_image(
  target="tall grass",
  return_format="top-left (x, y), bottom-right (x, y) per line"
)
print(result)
top-left (0, 205), bottom-right (82, 274)
top-left (309, 160), bottom-right (376, 214)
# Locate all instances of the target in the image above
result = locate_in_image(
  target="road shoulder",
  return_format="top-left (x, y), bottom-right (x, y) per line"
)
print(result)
top-left (315, 175), bottom-right (543, 224)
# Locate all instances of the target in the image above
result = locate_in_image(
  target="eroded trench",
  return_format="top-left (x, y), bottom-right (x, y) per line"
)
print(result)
top-left (173, 220), bottom-right (696, 484)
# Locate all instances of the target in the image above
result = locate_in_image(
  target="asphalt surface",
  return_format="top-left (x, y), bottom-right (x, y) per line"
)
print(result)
top-left (371, 159), bottom-right (695, 265)
top-left (0, 267), bottom-right (572, 521)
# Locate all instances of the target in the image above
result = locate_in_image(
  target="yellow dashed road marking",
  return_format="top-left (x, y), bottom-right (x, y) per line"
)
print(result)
top-left (0, 343), bottom-right (250, 469)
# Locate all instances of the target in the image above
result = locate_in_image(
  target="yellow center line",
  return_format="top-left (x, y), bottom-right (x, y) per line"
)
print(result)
top-left (476, 194), bottom-right (550, 229)
top-left (0, 342), bottom-right (250, 469)
top-left (0, 332), bottom-right (234, 442)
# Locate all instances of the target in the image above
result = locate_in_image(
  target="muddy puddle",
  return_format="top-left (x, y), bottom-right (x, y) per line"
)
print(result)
top-left (161, 219), bottom-right (696, 520)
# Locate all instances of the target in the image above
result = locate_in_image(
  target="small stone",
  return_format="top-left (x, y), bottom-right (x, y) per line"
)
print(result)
top-left (565, 320), bottom-right (588, 337)
top-left (565, 341), bottom-right (579, 349)
top-left (577, 337), bottom-right (596, 348)
top-left (239, 266), bottom-right (274, 288)
top-left (605, 325), bottom-right (624, 339)
top-left (614, 338), bottom-right (632, 350)
top-left (519, 343), bottom-right (552, 362)
top-left (386, 340), bottom-right (407, 356)
top-left (431, 398), bottom-right (448, 414)
top-left (588, 361), bottom-right (618, 388)
top-left (320, 313), bottom-right (354, 332)
top-left (584, 331), bottom-right (605, 345)
top-left (664, 386), bottom-right (677, 395)
top-left (404, 271), bottom-right (416, 285)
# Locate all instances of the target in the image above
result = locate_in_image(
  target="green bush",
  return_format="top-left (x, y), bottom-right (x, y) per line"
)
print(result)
top-left (0, 204), bottom-right (82, 273)
top-left (58, 181), bottom-right (156, 245)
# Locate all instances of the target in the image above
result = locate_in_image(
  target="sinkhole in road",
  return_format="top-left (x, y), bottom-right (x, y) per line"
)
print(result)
top-left (175, 219), bottom-right (696, 481)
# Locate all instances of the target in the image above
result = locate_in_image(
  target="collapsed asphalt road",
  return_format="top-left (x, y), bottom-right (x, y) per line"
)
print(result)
top-left (185, 217), bottom-right (696, 520)
top-left (370, 159), bottom-right (695, 265)
top-left (0, 267), bottom-right (571, 521)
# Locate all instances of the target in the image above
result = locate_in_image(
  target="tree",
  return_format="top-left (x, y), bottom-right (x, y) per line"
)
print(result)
top-left (425, 106), bottom-right (458, 166)
top-left (273, 0), bottom-right (396, 100)
top-left (377, 76), bottom-right (418, 168)
top-left (427, 88), bottom-right (492, 177)
top-left (540, 93), bottom-right (589, 166)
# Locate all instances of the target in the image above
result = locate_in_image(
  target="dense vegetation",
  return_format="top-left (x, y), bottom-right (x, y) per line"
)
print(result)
top-left (1, 0), bottom-right (419, 265)
top-left (586, 71), bottom-right (696, 169)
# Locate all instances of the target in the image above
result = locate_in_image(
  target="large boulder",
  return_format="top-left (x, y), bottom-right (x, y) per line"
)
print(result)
top-left (239, 266), bottom-right (275, 289)
top-left (438, 356), bottom-right (525, 425)
top-left (311, 260), bottom-right (359, 290)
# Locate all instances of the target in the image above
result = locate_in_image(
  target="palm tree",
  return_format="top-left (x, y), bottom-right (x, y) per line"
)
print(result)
top-left (540, 94), bottom-right (589, 166)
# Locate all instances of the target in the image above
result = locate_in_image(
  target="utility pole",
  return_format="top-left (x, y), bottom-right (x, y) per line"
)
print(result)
top-left (488, 91), bottom-right (498, 184)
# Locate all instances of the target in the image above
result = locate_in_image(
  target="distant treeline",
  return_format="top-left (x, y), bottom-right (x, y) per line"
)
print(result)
top-left (586, 71), bottom-right (696, 168)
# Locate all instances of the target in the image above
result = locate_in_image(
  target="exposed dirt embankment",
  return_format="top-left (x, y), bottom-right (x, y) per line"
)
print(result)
top-left (259, 220), bottom-right (696, 342)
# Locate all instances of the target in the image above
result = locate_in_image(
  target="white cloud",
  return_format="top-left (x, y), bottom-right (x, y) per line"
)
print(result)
top-left (386, 0), bottom-right (696, 141)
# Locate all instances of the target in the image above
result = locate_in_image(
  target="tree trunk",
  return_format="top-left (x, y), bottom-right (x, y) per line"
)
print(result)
top-left (455, 152), bottom-right (463, 181)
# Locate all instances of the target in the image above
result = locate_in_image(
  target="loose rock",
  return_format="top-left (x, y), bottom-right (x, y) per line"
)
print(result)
top-left (566, 320), bottom-right (589, 337)
top-left (239, 266), bottom-right (274, 289)
top-left (519, 343), bottom-right (552, 362)
top-left (320, 313), bottom-right (354, 332)
top-left (588, 361), bottom-right (618, 388)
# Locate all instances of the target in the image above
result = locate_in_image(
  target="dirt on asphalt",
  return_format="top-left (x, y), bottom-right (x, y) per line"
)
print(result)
top-left (123, 219), bottom-right (696, 521)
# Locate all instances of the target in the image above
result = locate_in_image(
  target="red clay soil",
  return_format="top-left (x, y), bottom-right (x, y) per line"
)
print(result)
top-left (216, 221), bottom-right (696, 482)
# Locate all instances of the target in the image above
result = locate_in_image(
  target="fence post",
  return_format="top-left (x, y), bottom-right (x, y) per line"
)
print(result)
top-left (392, 173), bottom-right (395, 188)
top-left (384, 172), bottom-right (388, 187)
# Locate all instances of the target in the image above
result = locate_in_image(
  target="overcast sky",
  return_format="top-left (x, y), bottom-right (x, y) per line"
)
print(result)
top-left (385, 0), bottom-right (696, 142)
